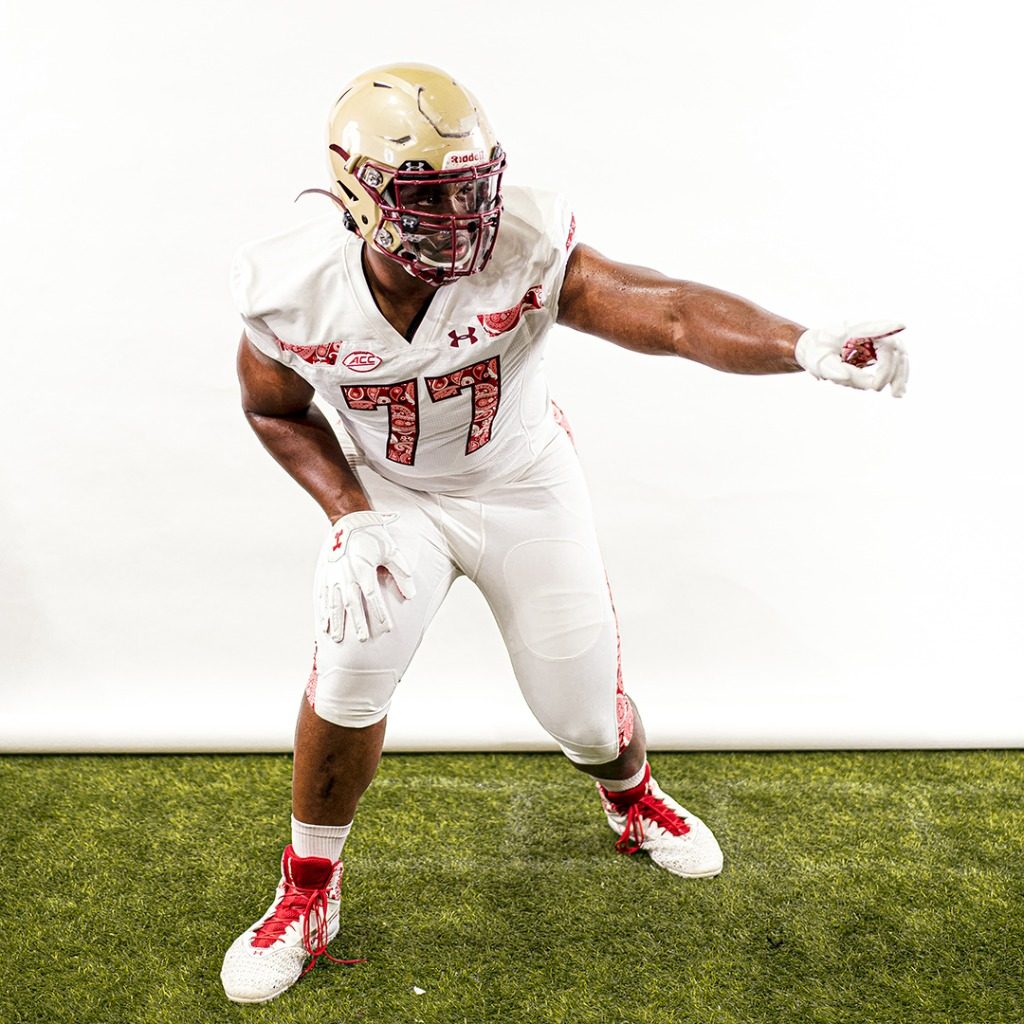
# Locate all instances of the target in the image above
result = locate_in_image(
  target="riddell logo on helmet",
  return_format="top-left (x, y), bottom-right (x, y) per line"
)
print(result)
top-left (442, 150), bottom-right (485, 169)
top-left (343, 351), bottom-right (383, 372)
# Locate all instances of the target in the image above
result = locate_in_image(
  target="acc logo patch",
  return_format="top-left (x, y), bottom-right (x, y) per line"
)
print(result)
top-left (342, 350), bottom-right (383, 372)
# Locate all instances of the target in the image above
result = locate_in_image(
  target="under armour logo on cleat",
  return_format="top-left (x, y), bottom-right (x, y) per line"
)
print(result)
top-left (448, 326), bottom-right (478, 348)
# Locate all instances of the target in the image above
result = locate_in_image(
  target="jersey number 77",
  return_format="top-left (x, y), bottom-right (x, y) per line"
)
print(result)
top-left (341, 356), bottom-right (501, 466)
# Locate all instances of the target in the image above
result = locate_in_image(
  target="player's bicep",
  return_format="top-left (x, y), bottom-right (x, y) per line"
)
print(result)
top-left (556, 243), bottom-right (682, 356)
top-left (237, 333), bottom-right (315, 416)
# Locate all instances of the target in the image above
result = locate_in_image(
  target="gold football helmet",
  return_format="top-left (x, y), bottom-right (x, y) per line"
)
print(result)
top-left (306, 63), bottom-right (505, 284)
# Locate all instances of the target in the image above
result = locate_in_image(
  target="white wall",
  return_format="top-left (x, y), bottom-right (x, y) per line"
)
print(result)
top-left (2, 0), bottom-right (1021, 751)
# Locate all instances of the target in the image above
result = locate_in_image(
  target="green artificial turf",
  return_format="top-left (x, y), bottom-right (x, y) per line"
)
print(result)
top-left (2, 751), bottom-right (1022, 1024)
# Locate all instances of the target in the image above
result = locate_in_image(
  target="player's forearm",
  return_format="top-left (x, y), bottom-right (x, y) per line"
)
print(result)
top-left (559, 246), bottom-right (805, 374)
top-left (669, 281), bottom-right (805, 375)
top-left (244, 405), bottom-right (371, 522)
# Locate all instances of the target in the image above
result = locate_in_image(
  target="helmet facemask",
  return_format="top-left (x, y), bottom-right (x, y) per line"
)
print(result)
top-left (354, 151), bottom-right (505, 284)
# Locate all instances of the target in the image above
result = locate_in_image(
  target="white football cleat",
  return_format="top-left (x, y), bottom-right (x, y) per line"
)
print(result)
top-left (598, 766), bottom-right (724, 879)
top-left (220, 845), bottom-right (362, 1004)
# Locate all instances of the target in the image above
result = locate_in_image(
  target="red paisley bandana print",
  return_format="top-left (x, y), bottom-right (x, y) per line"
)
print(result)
top-left (277, 339), bottom-right (342, 366)
top-left (477, 285), bottom-right (544, 338)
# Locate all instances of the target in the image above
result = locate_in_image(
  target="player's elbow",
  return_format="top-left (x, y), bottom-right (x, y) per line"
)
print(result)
top-left (241, 403), bottom-right (312, 429)
top-left (667, 289), bottom-right (697, 359)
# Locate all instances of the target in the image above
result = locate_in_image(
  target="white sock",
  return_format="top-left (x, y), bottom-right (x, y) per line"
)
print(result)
top-left (595, 761), bottom-right (649, 792)
top-left (291, 815), bottom-right (353, 861)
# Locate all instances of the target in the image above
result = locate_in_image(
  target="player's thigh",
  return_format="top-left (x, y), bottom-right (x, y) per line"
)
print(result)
top-left (309, 468), bottom-right (459, 728)
top-left (475, 434), bottom-right (621, 761)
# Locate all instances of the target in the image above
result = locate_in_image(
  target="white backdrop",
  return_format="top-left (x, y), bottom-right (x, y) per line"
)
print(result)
top-left (2, 1), bottom-right (1021, 751)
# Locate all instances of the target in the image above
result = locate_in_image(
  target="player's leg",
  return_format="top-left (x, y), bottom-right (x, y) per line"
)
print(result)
top-left (292, 700), bottom-right (386, 827)
top-left (474, 429), bottom-right (723, 878)
top-left (292, 478), bottom-right (460, 827)
top-left (578, 695), bottom-right (647, 783)
top-left (222, 470), bottom-right (459, 1004)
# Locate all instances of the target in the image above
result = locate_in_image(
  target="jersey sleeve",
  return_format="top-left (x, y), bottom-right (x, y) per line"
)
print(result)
top-left (228, 243), bottom-right (285, 364)
top-left (515, 188), bottom-right (577, 323)
top-left (549, 197), bottom-right (577, 322)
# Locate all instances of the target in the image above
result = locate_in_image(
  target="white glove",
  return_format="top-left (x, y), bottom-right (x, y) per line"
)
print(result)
top-left (317, 511), bottom-right (415, 643)
top-left (795, 321), bottom-right (909, 398)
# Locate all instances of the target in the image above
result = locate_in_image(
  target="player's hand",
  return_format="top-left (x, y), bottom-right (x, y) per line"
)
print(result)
top-left (317, 510), bottom-right (416, 643)
top-left (795, 321), bottom-right (909, 398)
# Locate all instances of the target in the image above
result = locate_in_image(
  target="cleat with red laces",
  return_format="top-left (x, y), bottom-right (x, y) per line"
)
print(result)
top-left (220, 845), bottom-right (364, 1003)
top-left (598, 765), bottom-right (723, 879)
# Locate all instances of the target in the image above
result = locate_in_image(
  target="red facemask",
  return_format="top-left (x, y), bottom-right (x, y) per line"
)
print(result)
top-left (356, 150), bottom-right (506, 284)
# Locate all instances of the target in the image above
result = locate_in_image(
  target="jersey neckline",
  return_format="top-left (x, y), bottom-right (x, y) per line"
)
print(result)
top-left (343, 241), bottom-right (454, 348)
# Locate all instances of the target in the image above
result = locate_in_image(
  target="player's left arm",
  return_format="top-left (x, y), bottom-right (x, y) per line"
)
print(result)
top-left (557, 244), bottom-right (908, 396)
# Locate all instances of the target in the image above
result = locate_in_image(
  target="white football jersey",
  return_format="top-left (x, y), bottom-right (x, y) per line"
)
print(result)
top-left (231, 186), bottom-right (577, 494)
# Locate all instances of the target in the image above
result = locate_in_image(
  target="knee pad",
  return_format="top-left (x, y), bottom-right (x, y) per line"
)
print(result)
top-left (555, 725), bottom-right (621, 766)
top-left (309, 662), bottom-right (398, 728)
top-left (551, 691), bottom-right (635, 765)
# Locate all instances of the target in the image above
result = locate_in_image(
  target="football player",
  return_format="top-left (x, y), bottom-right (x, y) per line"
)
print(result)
top-left (221, 63), bottom-right (908, 1003)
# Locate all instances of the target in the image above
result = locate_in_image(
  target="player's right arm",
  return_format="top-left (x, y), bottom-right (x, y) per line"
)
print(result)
top-left (237, 333), bottom-right (371, 521)
top-left (239, 333), bottom-right (416, 642)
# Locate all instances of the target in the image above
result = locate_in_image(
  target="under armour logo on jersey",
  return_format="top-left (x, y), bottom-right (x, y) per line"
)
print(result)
top-left (448, 326), bottom-right (479, 348)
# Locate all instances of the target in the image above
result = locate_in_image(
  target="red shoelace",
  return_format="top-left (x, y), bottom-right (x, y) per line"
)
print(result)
top-left (614, 793), bottom-right (691, 856)
top-left (252, 881), bottom-right (366, 973)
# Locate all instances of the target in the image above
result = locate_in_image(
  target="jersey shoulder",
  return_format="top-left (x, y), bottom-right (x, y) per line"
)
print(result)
top-left (230, 212), bottom-right (354, 324)
top-left (477, 186), bottom-right (576, 311)
top-left (498, 185), bottom-right (576, 263)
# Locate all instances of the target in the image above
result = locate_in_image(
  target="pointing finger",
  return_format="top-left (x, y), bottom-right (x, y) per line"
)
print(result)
top-left (847, 320), bottom-right (906, 342)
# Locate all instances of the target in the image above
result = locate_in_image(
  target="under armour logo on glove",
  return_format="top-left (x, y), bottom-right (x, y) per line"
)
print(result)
top-left (448, 326), bottom-right (478, 347)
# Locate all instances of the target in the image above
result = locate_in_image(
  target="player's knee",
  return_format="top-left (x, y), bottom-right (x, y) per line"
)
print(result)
top-left (546, 707), bottom-right (619, 765)
top-left (503, 539), bottom-right (608, 660)
top-left (556, 727), bottom-right (620, 766)
top-left (310, 666), bottom-right (397, 729)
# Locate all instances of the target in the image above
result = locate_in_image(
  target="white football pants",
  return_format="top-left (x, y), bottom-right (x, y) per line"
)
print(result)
top-left (307, 426), bottom-right (632, 765)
